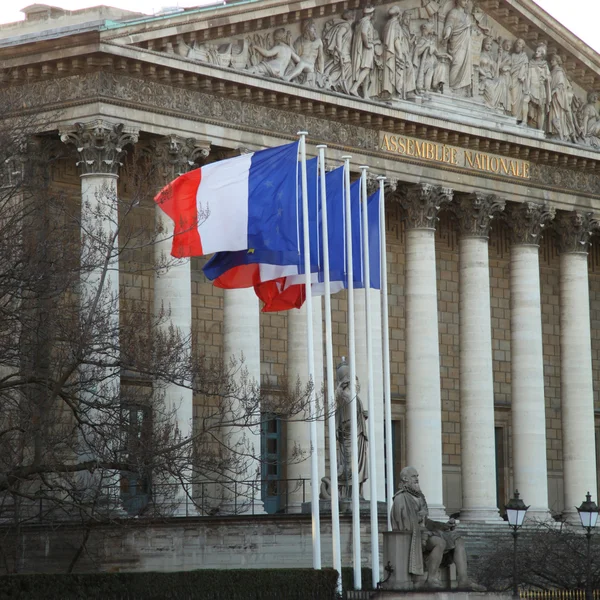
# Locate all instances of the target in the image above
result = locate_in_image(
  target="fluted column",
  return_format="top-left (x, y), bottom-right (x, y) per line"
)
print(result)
top-left (507, 202), bottom-right (555, 520)
top-left (60, 120), bottom-right (138, 501)
top-left (454, 193), bottom-right (505, 522)
top-left (222, 287), bottom-right (263, 513)
top-left (396, 183), bottom-right (453, 519)
top-left (557, 211), bottom-right (598, 522)
top-left (286, 300), bottom-right (325, 512)
top-left (152, 135), bottom-right (210, 514)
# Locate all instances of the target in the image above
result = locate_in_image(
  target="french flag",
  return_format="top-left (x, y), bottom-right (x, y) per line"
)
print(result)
top-left (155, 142), bottom-right (300, 258)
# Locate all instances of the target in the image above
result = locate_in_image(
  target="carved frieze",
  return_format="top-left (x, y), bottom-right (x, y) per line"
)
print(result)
top-left (60, 120), bottom-right (139, 175)
top-left (505, 201), bottom-right (555, 246)
top-left (162, 1), bottom-right (598, 151)
top-left (394, 182), bottom-right (453, 230)
top-left (452, 192), bottom-right (506, 238)
top-left (555, 211), bottom-right (600, 254)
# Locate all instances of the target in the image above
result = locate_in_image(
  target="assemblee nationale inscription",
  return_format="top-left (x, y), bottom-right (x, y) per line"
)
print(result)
top-left (379, 132), bottom-right (530, 180)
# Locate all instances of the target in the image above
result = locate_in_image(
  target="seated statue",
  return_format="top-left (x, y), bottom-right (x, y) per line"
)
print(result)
top-left (391, 466), bottom-right (485, 591)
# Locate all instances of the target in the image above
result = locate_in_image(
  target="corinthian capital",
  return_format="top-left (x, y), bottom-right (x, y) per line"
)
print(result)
top-left (59, 120), bottom-right (139, 175)
top-left (505, 201), bottom-right (555, 246)
top-left (556, 211), bottom-right (599, 254)
top-left (148, 135), bottom-right (211, 181)
top-left (453, 193), bottom-right (506, 239)
top-left (394, 183), bottom-right (453, 230)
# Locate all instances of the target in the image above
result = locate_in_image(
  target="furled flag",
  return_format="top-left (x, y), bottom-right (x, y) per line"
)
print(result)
top-left (154, 141), bottom-right (300, 258)
top-left (202, 157), bottom-right (321, 288)
top-left (257, 177), bottom-right (381, 312)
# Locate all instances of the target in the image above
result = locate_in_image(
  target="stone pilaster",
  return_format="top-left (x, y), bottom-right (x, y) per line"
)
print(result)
top-left (506, 201), bottom-right (555, 520)
top-left (60, 120), bottom-right (138, 505)
top-left (453, 193), bottom-right (505, 522)
top-left (151, 135), bottom-right (210, 515)
top-left (396, 183), bottom-right (452, 519)
top-left (556, 211), bottom-right (599, 522)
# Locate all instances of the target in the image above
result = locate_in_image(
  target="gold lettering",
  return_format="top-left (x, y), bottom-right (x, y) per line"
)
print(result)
top-left (389, 135), bottom-right (398, 153)
top-left (382, 134), bottom-right (391, 152)
top-left (499, 158), bottom-right (509, 175)
top-left (398, 136), bottom-right (407, 154)
top-left (435, 144), bottom-right (443, 162)
top-left (465, 151), bottom-right (476, 168)
top-left (414, 141), bottom-right (425, 158)
top-left (407, 139), bottom-right (415, 156)
top-left (443, 146), bottom-right (451, 163)
top-left (510, 161), bottom-right (519, 177)
top-left (451, 148), bottom-right (459, 165)
top-left (489, 157), bottom-right (499, 172)
top-left (475, 154), bottom-right (483, 170)
top-left (523, 162), bottom-right (530, 179)
top-left (426, 143), bottom-right (435, 160)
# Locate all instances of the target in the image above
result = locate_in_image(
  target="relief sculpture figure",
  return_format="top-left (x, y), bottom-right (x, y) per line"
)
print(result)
top-left (248, 28), bottom-right (301, 79)
top-left (497, 38), bottom-right (513, 111)
top-left (322, 10), bottom-right (355, 93)
top-left (335, 359), bottom-right (368, 499)
top-left (391, 466), bottom-right (485, 591)
top-left (442, 0), bottom-right (473, 93)
top-left (509, 38), bottom-right (529, 123)
top-left (382, 7), bottom-right (416, 100)
top-left (525, 43), bottom-right (551, 130)
top-left (548, 54), bottom-right (577, 141)
top-left (349, 6), bottom-right (379, 99)
top-left (478, 36), bottom-right (503, 109)
top-left (577, 91), bottom-right (600, 148)
top-left (413, 22), bottom-right (448, 95)
top-left (286, 19), bottom-right (324, 85)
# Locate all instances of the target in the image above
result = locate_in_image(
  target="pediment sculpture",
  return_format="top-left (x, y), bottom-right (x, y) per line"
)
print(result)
top-left (167, 0), bottom-right (600, 150)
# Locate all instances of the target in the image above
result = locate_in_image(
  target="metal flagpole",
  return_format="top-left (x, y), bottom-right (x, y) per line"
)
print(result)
top-left (317, 145), bottom-right (342, 595)
top-left (378, 176), bottom-right (394, 531)
top-left (359, 166), bottom-right (380, 589)
top-left (297, 131), bottom-right (321, 570)
top-left (343, 155), bottom-right (362, 590)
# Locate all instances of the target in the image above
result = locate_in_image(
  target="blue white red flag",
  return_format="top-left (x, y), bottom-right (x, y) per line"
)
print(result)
top-left (154, 141), bottom-right (300, 258)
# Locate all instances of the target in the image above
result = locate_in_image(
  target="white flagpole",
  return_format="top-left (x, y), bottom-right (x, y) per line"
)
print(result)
top-left (317, 145), bottom-right (342, 595)
top-left (343, 155), bottom-right (362, 591)
top-left (298, 131), bottom-right (321, 570)
top-left (378, 176), bottom-right (394, 531)
top-left (359, 166), bottom-right (380, 589)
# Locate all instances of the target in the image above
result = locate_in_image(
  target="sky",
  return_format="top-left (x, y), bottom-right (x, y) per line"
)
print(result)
top-left (0, 0), bottom-right (598, 54)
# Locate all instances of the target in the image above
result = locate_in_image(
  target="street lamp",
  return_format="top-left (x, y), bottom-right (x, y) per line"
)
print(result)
top-left (576, 492), bottom-right (599, 600)
top-left (506, 490), bottom-right (529, 599)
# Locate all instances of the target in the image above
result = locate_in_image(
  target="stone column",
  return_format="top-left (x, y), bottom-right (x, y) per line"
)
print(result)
top-left (506, 202), bottom-right (555, 520)
top-left (60, 121), bottom-right (139, 504)
top-left (152, 136), bottom-right (210, 515)
top-left (396, 183), bottom-right (453, 519)
top-left (286, 299), bottom-right (325, 512)
top-left (222, 287), bottom-right (263, 513)
top-left (453, 193), bottom-right (505, 522)
top-left (557, 211), bottom-right (599, 522)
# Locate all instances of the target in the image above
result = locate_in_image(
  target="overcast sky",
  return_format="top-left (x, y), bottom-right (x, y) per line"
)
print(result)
top-left (0, 1), bottom-right (598, 54)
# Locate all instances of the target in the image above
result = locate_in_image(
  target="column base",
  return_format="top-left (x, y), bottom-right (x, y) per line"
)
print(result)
top-left (427, 504), bottom-right (448, 521)
top-left (558, 508), bottom-right (582, 526)
top-left (524, 508), bottom-right (554, 523)
top-left (459, 507), bottom-right (503, 523)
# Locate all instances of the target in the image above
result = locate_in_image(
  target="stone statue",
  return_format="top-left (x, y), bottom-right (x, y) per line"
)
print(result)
top-left (525, 42), bottom-right (551, 130)
top-left (577, 91), bottom-right (600, 148)
top-left (413, 21), bottom-right (448, 95)
top-left (382, 7), bottom-right (416, 100)
top-left (248, 28), bottom-right (301, 79)
top-left (322, 9), bottom-right (355, 94)
top-left (442, 0), bottom-right (473, 94)
top-left (497, 38), bottom-right (513, 112)
top-left (478, 36), bottom-right (503, 109)
top-left (391, 466), bottom-right (485, 591)
top-left (335, 359), bottom-right (368, 499)
top-left (508, 38), bottom-right (529, 123)
top-left (349, 6), bottom-right (380, 99)
top-left (286, 18), bottom-right (324, 85)
top-left (548, 54), bottom-right (577, 142)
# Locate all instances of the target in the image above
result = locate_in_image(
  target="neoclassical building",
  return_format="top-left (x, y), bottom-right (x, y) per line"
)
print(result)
top-left (3, 0), bottom-right (600, 572)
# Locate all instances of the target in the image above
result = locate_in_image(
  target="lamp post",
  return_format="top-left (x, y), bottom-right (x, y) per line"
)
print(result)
top-left (577, 492), bottom-right (599, 600)
top-left (506, 490), bottom-right (529, 599)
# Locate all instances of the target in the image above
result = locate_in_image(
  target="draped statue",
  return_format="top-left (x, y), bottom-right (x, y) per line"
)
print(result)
top-left (548, 54), bottom-right (577, 142)
top-left (442, 0), bottom-right (473, 93)
top-left (381, 7), bottom-right (416, 100)
top-left (322, 9), bottom-right (354, 94)
top-left (335, 359), bottom-right (368, 499)
top-left (526, 43), bottom-right (551, 130)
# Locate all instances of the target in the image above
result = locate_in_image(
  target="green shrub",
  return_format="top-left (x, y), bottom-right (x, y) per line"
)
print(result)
top-left (0, 569), bottom-right (339, 600)
top-left (341, 567), bottom-right (374, 594)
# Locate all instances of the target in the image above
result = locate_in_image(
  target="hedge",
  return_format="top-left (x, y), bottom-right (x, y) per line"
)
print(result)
top-left (0, 569), bottom-right (339, 600)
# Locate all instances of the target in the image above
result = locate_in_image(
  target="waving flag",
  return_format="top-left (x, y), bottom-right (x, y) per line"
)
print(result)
top-left (202, 158), bottom-right (320, 288)
top-left (155, 142), bottom-right (300, 258)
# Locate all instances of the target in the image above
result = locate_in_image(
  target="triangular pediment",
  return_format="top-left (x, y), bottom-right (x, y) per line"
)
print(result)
top-left (98, 0), bottom-right (600, 150)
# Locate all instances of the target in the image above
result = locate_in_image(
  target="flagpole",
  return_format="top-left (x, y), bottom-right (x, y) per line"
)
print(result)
top-left (378, 175), bottom-right (393, 531)
top-left (316, 145), bottom-right (342, 594)
top-left (298, 131), bottom-right (321, 570)
top-left (343, 155), bottom-right (362, 591)
top-left (359, 166), bottom-right (380, 589)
